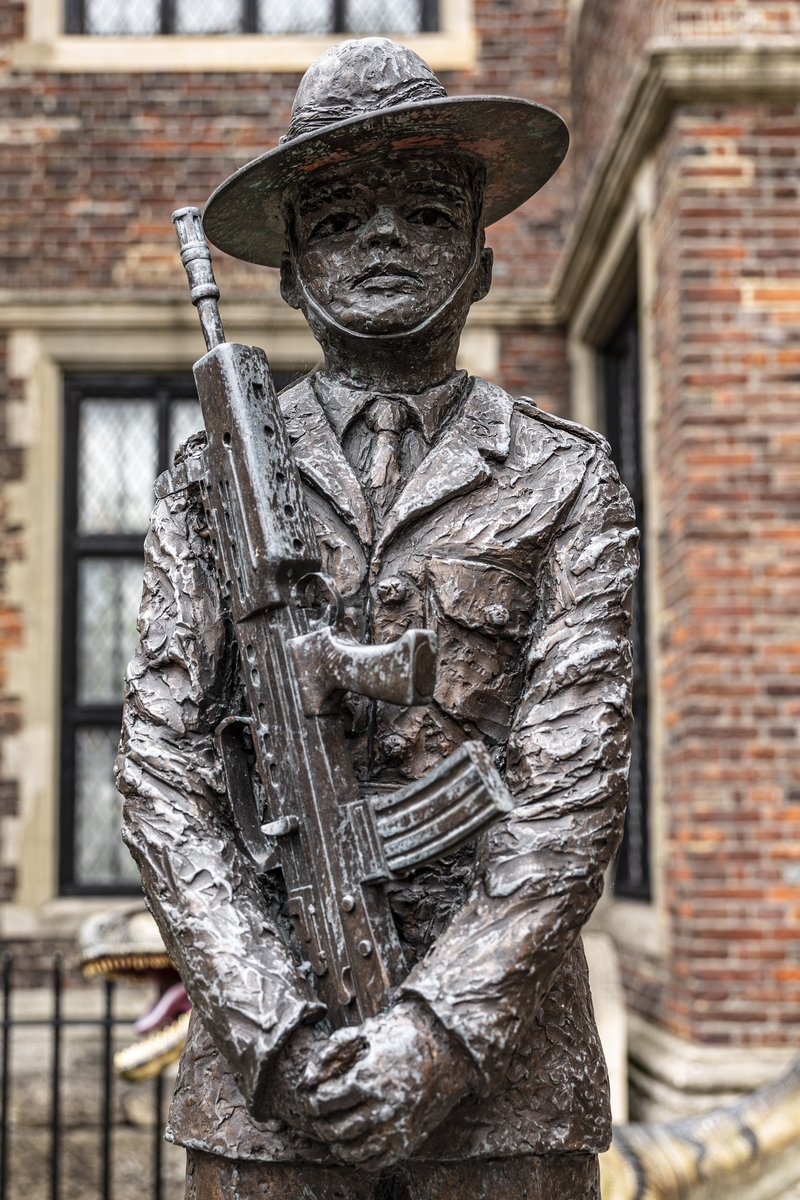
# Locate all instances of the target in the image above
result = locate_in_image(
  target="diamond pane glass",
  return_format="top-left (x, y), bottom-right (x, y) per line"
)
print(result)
top-left (84, 0), bottom-right (160, 34)
top-left (75, 727), bottom-right (139, 887)
top-left (77, 558), bottom-right (143, 705)
top-left (78, 400), bottom-right (158, 535)
top-left (258, 0), bottom-right (332, 33)
top-left (169, 399), bottom-right (204, 463)
top-left (175, 0), bottom-right (243, 33)
top-left (345, 0), bottom-right (420, 33)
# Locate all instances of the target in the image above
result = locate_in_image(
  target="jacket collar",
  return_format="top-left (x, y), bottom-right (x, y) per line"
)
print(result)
top-left (278, 373), bottom-right (515, 554)
top-left (313, 370), bottom-right (468, 445)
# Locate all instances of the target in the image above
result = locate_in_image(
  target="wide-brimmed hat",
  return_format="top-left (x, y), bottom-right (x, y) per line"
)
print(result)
top-left (203, 37), bottom-right (569, 269)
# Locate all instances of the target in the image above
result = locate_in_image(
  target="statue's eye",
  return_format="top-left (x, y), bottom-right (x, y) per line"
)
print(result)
top-left (309, 211), bottom-right (362, 240)
top-left (407, 206), bottom-right (455, 229)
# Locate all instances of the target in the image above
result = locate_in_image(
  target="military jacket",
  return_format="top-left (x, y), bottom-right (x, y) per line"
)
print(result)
top-left (117, 373), bottom-right (637, 1163)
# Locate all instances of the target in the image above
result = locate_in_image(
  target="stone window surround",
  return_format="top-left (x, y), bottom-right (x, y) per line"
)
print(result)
top-left (572, 159), bottom-right (669, 962)
top-left (559, 41), bottom-right (800, 963)
top-left (0, 299), bottom-right (498, 940)
top-left (13, 0), bottom-right (477, 72)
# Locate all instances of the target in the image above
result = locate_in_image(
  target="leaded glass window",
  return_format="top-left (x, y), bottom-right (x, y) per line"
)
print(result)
top-left (346, 0), bottom-right (420, 33)
top-left (83, 0), bottom-right (159, 34)
top-left (61, 370), bottom-right (300, 894)
top-left (174, 0), bottom-right (242, 34)
top-left (258, 0), bottom-right (331, 35)
top-left (61, 375), bottom-right (203, 894)
top-left (68, 0), bottom-right (438, 35)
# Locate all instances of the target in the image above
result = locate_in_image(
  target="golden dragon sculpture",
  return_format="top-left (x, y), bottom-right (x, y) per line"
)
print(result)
top-left (600, 1055), bottom-right (800, 1200)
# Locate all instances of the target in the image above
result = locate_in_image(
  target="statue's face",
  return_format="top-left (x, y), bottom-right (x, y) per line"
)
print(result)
top-left (288, 151), bottom-right (482, 336)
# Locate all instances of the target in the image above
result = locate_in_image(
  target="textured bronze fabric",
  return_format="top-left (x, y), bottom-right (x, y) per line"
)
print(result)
top-left (120, 372), bottom-right (636, 1161)
top-left (185, 1148), bottom-right (601, 1199)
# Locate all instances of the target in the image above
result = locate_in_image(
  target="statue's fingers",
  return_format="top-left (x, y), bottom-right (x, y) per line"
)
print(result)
top-left (301, 1032), bottom-right (368, 1089)
top-left (302, 1075), bottom-right (370, 1117)
top-left (309, 1106), bottom-right (373, 1143)
top-left (330, 1130), bottom-right (397, 1168)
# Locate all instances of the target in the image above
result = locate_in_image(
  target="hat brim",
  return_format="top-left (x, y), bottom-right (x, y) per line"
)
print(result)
top-left (202, 96), bottom-right (569, 269)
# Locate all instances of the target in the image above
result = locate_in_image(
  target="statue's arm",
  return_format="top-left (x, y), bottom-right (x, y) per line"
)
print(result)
top-left (398, 444), bottom-right (638, 1092)
top-left (116, 484), bottom-right (325, 1112)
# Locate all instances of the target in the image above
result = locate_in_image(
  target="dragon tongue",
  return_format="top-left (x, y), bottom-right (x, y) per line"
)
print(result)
top-left (135, 980), bottom-right (192, 1034)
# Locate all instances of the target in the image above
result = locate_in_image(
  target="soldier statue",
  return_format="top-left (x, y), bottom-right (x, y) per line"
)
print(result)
top-left (117, 36), bottom-right (637, 1200)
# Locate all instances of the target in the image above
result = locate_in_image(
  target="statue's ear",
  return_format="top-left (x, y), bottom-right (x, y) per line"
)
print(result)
top-left (472, 247), bottom-right (493, 303)
top-left (280, 252), bottom-right (302, 310)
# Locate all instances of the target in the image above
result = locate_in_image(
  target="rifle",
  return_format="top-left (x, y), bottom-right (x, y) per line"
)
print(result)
top-left (172, 207), bottom-right (513, 1028)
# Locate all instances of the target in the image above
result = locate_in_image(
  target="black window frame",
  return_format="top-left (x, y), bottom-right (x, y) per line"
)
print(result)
top-left (59, 372), bottom-right (202, 897)
top-left (601, 300), bottom-right (651, 902)
top-left (60, 368), bottom-right (302, 896)
top-left (65, 0), bottom-right (440, 35)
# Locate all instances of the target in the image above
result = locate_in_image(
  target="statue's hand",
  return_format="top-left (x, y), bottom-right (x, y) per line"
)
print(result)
top-left (297, 999), bottom-right (478, 1170)
top-left (250, 1022), bottom-right (328, 1139)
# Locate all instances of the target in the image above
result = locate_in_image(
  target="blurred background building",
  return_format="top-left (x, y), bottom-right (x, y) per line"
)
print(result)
top-left (0, 0), bottom-right (798, 1138)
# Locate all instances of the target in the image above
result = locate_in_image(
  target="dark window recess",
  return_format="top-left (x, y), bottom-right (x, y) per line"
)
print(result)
top-left (66, 0), bottom-right (438, 36)
top-left (60, 370), bottom-right (298, 895)
top-left (601, 302), bottom-right (651, 901)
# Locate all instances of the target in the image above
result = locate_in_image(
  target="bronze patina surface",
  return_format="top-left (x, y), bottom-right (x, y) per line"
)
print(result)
top-left (117, 36), bottom-right (637, 1200)
top-left (185, 1147), bottom-right (602, 1199)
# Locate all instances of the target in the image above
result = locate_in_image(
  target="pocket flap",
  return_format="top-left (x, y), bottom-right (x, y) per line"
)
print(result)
top-left (428, 558), bottom-right (533, 639)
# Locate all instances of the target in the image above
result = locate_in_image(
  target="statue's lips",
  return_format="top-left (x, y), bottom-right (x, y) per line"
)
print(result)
top-left (351, 263), bottom-right (423, 289)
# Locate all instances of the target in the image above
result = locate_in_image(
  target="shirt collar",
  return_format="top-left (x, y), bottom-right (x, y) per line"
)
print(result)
top-left (313, 370), bottom-right (469, 444)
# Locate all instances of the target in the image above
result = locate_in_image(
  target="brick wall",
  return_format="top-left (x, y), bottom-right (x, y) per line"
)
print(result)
top-left (0, 0), bottom-right (572, 300)
top-left (448, 0), bottom-right (572, 293)
top-left (672, 0), bottom-right (800, 38)
top-left (619, 101), bottom-right (800, 1046)
top-left (569, 0), bottom-right (671, 216)
top-left (495, 327), bottom-right (569, 415)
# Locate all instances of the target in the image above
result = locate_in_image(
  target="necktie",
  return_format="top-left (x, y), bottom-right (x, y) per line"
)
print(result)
top-left (365, 397), bottom-right (407, 519)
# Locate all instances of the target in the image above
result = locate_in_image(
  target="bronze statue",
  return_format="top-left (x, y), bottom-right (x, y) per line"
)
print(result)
top-left (117, 37), bottom-right (637, 1200)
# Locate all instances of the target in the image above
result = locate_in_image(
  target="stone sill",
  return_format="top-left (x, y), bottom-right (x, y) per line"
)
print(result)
top-left (10, 30), bottom-right (477, 74)
top-left (628, 1010), bottom-right (798, 1097)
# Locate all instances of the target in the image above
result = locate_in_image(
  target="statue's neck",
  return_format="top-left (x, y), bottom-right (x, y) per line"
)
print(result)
top-left (311, 316), bottom-right (464, 395)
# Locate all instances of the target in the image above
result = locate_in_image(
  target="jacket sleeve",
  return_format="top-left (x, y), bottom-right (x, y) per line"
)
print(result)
top-left (116, 477), bottom-right (325, 1111)
top-left (398, 443), bottom-right (638, 1092)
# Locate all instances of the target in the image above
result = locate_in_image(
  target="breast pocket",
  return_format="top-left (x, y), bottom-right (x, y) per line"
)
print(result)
top-left (428, 558), bottom-right (534, 743)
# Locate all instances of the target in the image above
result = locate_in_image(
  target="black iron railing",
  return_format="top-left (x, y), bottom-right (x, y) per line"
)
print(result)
top-left (0, 953), bottom-right (169, 1200)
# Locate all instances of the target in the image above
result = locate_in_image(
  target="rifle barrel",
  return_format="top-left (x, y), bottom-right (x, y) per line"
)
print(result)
top-left (172, 206), bottom-right (226, 352)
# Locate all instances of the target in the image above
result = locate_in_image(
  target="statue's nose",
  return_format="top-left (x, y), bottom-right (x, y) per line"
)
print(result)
top-left (359, 205), bottom-right (408, 251)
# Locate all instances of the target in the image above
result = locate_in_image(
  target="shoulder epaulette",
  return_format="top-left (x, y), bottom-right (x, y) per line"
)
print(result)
top-left (516, 396), bottom-right (611, 454)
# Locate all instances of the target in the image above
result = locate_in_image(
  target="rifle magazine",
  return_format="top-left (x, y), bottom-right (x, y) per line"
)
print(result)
top-left (372, 742), bottom-right (514, 876)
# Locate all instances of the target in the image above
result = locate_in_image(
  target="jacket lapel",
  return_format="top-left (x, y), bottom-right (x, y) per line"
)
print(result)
top-left (278, 377), bottom-right (373, 546)
top-left (376, 378), bottom-right (515, 555)
top-left (279, 375), bottom-right (515, 558)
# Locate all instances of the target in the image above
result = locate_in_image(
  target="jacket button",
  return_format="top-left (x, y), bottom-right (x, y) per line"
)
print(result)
top-left (378, 734), bottom-right (406, 763)
top-left (486, 604), bottom-right (510, 628)
top-left (376, 576), bottom-right (408, 604)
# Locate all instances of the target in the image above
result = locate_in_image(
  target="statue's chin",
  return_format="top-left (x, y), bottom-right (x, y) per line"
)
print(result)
top-left (309, 295), bottom-right (461, 341)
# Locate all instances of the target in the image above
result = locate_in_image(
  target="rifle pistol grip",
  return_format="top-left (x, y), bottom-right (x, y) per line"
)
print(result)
top-left (288, 626), bottom-right (437, 716)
